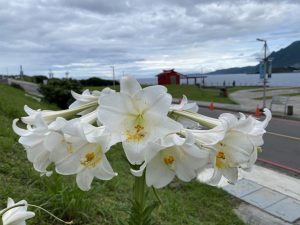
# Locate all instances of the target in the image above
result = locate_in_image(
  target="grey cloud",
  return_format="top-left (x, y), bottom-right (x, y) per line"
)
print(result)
top-left (60, 0), bottom-right (134, 14)
top-left (0, 0), bottom-right (299, 77)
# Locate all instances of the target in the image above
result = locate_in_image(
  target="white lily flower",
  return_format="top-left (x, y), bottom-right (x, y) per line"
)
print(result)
top-left (12, 113), bottom-right (63, 176)
top-left (170, 95), bottom-right (198, 112)
top-left (170, 95), bottom-right (200, 128)
top-left (1, 198), bottom-right (35, 225)
top-left (48, 118), bottom-right (118, 191)
top-left (98, 76), bottom-right (182, 165)
top-left (69, 88), bottom-right (115, 115)
top-left (22, 101), bottom-right (98, 125)
top-left (132, 133), bottom-right (209, 188)
top-left (193, 109), bottom-right (272, 185)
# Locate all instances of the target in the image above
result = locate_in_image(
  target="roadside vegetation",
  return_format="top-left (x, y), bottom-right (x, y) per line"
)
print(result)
top-left (0, 83), bottom-right (245, 225)
top-left (39, 78), bottom-right (82, 109)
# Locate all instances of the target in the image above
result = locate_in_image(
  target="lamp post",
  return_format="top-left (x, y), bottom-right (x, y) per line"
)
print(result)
top-left (111, 66), bottom-right (116, 89)
top-left (256, 38), bottom-right (267, 108)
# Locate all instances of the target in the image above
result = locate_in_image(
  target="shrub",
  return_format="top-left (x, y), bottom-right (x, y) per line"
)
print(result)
top-left (34, 75), bottom-right (48, 84)
top-left (80, 77), bottom-right (119, 86)
top-left (39, 78), bottom-right (82, 109)
top-left (10, 83), bottom-right (25, 91)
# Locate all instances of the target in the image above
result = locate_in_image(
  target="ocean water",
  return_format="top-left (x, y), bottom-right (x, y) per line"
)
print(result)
top-left (138, 72), bottom-right (300, 87)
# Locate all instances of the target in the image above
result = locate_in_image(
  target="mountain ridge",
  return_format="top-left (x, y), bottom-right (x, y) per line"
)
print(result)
top-left (208, 41), bottom-right (300, 74)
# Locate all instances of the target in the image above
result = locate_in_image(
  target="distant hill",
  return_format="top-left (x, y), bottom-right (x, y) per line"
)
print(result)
top-left (270, 41), bottom-right (300, 68)
top-left (208, 41), bottom-right (300, 74)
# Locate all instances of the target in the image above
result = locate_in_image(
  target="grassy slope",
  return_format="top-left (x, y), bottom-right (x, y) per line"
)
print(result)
top-left (0, 83), bottom-right (244, 225)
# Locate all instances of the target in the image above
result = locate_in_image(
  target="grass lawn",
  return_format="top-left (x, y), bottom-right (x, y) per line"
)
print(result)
top-left (0, 83), bottom-right (245, 225)
top-left (84, 85), bottom-right (259, 105)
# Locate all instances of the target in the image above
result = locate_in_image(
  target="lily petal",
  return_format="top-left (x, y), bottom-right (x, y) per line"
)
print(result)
top-left (120, 76), bottom-right (142, 96)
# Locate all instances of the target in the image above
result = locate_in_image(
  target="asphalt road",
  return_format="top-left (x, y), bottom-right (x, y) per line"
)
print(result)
top-left (8, 79), bottom-right (42, 97)
top-left (197, 106), bottom-right (300, 173)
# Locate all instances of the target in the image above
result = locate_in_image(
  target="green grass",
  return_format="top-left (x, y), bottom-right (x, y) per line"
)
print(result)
top-left (165, 85), bottom-right (258, 104)
top-left (0, 83), bottom-right (245, 225)
top-left (85, 85), bottom-right (259, 104)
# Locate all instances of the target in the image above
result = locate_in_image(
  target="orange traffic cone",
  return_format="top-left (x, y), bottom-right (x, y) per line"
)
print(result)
top-left (209, 101), bottom-right (214, 111)
top-left (255, 105), bottom-right (261, 117)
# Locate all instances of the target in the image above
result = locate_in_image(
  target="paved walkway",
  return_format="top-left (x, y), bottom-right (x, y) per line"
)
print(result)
top-left (198, 165), bottom-right (300, 224)
top-left (195, 87), bottom-right (300, 120)
top-left (230, 87), bottom-right (300, 117)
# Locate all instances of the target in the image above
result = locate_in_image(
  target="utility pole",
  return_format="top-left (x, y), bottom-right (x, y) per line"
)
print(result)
top-left (111, 66), bottom-right (116, 89)
top-left (256, 38), bottom-right (268, 108)
top-left (20, 65), bottom-right (24, 80)
top-left (49, 69), bottom-right (54, 79)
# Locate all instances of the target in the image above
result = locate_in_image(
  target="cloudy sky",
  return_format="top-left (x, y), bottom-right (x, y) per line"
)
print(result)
top-left (0, 0), bottom-right (300, 79)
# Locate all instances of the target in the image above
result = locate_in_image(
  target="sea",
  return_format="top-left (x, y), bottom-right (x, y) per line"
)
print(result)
top-left (137, 72), bottom-right (300, 87)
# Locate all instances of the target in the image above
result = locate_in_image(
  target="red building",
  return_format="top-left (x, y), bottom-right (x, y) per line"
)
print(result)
top-left (156, 69), bottom-right (182, 85)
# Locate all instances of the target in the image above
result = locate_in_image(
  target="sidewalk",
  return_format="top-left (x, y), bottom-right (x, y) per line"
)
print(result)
top-left (197, 165), bottom-right (300, 224)
top-left (194, 87), bottom-right (300, 120)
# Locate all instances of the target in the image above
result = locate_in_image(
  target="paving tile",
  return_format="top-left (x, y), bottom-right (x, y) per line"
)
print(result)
top-left (265, 197), bottom-right (300, 222)
top-left (223, 178), bottom-right (262, 198)
top-left (242, 187), bottom-right (287, 209)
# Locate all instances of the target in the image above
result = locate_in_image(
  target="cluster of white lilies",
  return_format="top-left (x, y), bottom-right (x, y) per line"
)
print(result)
top-left (12, 76), bottom-right (271, 190)
top-left (4, 76), bottom-right (271, 224)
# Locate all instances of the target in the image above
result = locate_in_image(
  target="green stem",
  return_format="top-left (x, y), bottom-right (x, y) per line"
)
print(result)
top-left (28, 204), bottom-right (73, 224)
top-left (134, 172), bottom-right (146, 212)
top-left (152, 187), bottom-right (162, 206)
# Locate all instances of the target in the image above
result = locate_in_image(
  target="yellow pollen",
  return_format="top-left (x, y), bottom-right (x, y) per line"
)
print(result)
top-left (164, 156), bottom-right (175, 165)
top-left (66, 143), bottom-right (73, 153)
top-left (134, 124), bottom-right (144, 133)
top-left (86, 152), bottom-right (95, 162)
top-left (80, 145), bottom-right (103, 168)
top-left (216, 151), bottom-right (226, 169)
top-left (216, 151), bottom-right (225, 159)
top-left (127, 122), bottom-right (145, 142)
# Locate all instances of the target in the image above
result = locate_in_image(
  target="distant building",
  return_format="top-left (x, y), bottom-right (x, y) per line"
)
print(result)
top-left (156, 69), bottom-right (182, 85)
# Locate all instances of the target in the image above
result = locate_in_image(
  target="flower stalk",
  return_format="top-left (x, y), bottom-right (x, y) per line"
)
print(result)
top-left (133, 172), bottom-right (146, 212)
top-left (27, 204), bottom-right (73, 225)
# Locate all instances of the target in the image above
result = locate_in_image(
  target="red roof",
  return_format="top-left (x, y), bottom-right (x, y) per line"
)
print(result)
top-left (156, 69), bottom-right (183, 77)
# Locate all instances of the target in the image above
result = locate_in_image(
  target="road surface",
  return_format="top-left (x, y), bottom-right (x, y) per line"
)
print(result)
top-left (8, 79), bottom-right (42, 97)
top-left (197, 107), bottom-right (300, 174)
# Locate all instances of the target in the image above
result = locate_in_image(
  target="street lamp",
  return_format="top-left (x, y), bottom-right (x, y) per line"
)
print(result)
top-left (256, 38), bottom-right (268, 108)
